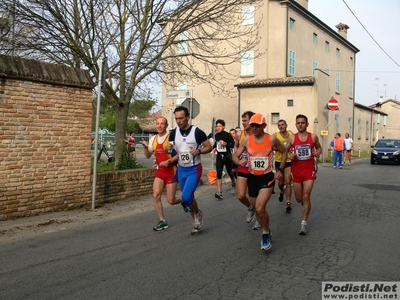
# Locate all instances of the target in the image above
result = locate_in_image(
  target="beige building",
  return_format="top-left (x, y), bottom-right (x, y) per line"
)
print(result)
top-left (162, 0), bottom-right (361, 158)
top-left (369, 99), bottom-right (400, 140)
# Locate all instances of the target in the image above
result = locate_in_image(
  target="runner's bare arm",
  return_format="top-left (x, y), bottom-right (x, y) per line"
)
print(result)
top-left (232, 137), bottom-right (247, 166)
top-left (313, 134), bottom-right (322, 158)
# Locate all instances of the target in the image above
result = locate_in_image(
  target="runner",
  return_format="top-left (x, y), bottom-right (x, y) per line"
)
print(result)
top-left (286, 114), bottom-right (322, 235)
top-left (272, 119), bottom-right (294, 213)
top-left (235, 111), bottom-right (258, 228)
top-left (229, 128), bottom-right (238, 181)
top-left (167, 106), bottom-right (212, 234)
top-left (213, 119), bottom-right (236, 199)
top-left (233, 113), bottom-right (287, 250)
top-left (140, 117), bottom-right (182, 231)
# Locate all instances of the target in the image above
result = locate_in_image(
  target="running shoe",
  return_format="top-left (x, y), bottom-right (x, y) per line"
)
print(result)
top-left (285, 202), bottom-right (292, 213)
top-left (299, 223), bottom-right (308, 235)
top-left (214, 192), bottom-right (223, 200)
top-left (246, 207), bottom-right (255, 223)
top-left (339, 165), bottom-right (342, 169)
top-left (153, 220), bottom-right (169, 231)
top-left (261, 231), bottom-right (272, 250)
top-left (194, 210), bottom-right (203, 229)
top-left (181, 202), bottom-right (191, 213)
top-left (252, 219), bottom-right (261, 230)
top-left (231, 183), bottom-right (236, 194)
top-left (278, 193), bottom-right (284, 202)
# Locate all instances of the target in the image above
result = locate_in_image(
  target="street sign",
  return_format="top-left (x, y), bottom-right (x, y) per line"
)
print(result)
top-left (327, 97), bottom-right (339, 110)
top-left (166, 90), bottom-right (191, 99)
top-left (181, 98), bottom-right (200, 119)
top-left (320, 130), bottom-right (328, 136)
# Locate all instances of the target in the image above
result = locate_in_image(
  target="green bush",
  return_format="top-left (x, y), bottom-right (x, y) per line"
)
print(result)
top-left (116, 149), bottom-right (145, 170)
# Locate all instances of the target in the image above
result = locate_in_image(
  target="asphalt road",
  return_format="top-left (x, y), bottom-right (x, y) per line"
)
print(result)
top-left (1, 158), bottom-right (399, 300)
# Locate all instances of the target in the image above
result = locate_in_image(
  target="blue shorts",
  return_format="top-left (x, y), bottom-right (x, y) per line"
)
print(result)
top-left (178, 164), bottom-right (202, 206)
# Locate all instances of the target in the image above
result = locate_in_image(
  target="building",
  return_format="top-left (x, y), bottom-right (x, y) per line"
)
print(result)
top-left (162, 0), bottom-right (360, 158)
top-left (369, 98), bottom-right (400, 140)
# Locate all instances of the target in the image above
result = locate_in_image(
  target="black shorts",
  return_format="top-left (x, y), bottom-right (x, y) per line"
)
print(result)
top-left (237, 172), bottom-right (249, 179)
top-left (274, 162), bottom-right (291, 169)
top-left (247, 172), bottom-right (275, 198)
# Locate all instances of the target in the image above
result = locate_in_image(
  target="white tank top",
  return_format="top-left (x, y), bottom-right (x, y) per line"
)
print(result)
top-left (174, 126), bottom-right (201, 167)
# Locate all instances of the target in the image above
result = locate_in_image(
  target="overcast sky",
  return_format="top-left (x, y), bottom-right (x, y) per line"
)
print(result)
top-left (308, 0), bottom-right (400, 107)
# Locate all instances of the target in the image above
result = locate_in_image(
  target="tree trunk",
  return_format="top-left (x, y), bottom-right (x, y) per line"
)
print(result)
top-left (114, 103), bottom-right (130, 165)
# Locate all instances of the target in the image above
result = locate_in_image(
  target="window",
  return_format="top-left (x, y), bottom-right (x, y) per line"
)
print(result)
top-left (177, 31), bottom-right (189, 54)
top-left (383, 116), bottom-right (387, 126)
top-left (372, 122), bottom-right (376, 141)
top-left (242, 6), bottom-right (255, 25)
top-left (366, 121), bottom-right (370, 140)
top-left (335, 113), bottom-right (340, 133)
top-left (290, 18), bottom-right (295, 31)
top-left (271, 113), bottom-right (280, 124)
top-left (336, 48), bottom-right (340, 58)
top-left (350, 57), bottom-right (354, 66)
top-left (287, 99), bottom-right (293, 107)
top-left (313, 33), bottom-right (318, 44)
top-left (349, 80), bottom-right (354, 98)
top-left (176, 82), bottom-right (187, 105)
top-left (377, 114), bottom-right (380, 124)
top-left (241, 50), bottom-right (254, 76)
top-left (324, 68), bottom-right (330, 75)
top-left (358, 119), bottom-right (361, 139)
top-left (335, 73), bottom-right (340, 93)
top-left (348, 117), bottom-right (353, 137)
top-left (288, 50), bottom-right (296, 76)
top-left (312, 61), bottom-right (318, 76)
top-left (325, 41), bottom-right (330, 52)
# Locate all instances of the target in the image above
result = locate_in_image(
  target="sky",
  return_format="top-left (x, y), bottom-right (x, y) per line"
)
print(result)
top-left (308, 0), bottom-right (400, 107)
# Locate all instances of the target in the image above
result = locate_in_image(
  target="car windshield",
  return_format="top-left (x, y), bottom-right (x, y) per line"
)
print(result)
top-left (375, 140), bottom-right (400, 148)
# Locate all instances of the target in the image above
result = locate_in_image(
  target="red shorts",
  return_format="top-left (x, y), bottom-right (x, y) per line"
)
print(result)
top-left (291, 168), bottom-right (316, 183)
top-left (155, 167), bottom-right (178, 185)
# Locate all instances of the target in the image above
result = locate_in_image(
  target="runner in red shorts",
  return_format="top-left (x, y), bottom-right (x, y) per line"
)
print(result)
top-left (140, 117), bottom-right (183, 231)
top-left (286, 114), bottom-right (322, 236)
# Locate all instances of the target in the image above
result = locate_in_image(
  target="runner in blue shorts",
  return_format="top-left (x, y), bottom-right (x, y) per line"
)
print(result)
top-left (167, 106), bottom-right (212, 234)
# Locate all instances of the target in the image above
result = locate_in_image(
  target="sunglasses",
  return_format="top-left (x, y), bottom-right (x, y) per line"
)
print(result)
top-left (250, 123), bottom-right (263, 128)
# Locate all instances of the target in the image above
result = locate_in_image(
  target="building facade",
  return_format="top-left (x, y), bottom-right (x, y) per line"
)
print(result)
top-left (162, 0), bottom-right (369, 158)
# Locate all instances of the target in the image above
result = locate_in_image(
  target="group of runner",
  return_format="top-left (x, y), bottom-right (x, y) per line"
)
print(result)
top-left (140, 106), bottom-right (322, 250)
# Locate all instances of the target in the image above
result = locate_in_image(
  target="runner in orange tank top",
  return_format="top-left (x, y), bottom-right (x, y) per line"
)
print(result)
top-left (285, 114), bottom-right (322, 236)
top-left (233, 113), bottom-right (287, 251)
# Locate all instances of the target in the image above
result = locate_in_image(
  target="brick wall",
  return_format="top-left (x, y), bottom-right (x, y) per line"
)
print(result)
top-left (94, 168), bottom-right (155, 204)
top-left (0, 56), bottom-right (156, 220)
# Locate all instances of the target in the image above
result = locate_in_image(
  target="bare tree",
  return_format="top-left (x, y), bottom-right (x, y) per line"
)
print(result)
top-left (2, 0), bottom-right (262, 162)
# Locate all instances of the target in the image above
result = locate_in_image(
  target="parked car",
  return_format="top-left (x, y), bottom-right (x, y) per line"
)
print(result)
top-left (370, 138), bottom-right (400, 164)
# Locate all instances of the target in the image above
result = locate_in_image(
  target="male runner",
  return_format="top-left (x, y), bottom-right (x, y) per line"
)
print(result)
top-left (229, 128), bottom-right (238, 180)
top-left (140, 117), bottom-right (182, 231)
top-left (233, 113), bottom-right (287, 251)
top-left (213, 119), bottom-right (236, 199)
top-left (168, 106), bottom-right (212, 234)
top-left (235, 111), bottom-right (257, 227)
top-left (286, 114), bottom-right (322, 235)
top-left (272, 119), bottom-right (293, 212)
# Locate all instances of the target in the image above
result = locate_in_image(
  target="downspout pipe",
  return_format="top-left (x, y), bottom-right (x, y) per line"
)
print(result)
top-left (237, 86), bottom-right (241, 127)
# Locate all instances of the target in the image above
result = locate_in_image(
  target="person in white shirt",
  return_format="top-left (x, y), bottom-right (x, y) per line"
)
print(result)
top-left (343, 133), bottom-right (354, 166)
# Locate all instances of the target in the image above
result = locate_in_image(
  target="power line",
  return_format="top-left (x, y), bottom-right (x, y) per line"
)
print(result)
top-left (342, 0), bottom-right (400, 67)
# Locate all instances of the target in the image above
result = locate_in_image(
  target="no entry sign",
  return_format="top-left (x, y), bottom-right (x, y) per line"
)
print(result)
top-left (328, 98), bottom-right (339, 110)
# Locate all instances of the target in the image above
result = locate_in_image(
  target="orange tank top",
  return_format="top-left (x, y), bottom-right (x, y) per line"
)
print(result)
top-left (247, 134), bottom-right (273, 175)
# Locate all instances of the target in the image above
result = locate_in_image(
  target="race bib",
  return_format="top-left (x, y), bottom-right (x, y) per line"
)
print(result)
top-left (216, 142), bottom-right (227, 152)
top-left (179, 150), bottom-right (193, 164)
top-left (249, 157), bottom-right (269, 171)
top-left (295, 145), bottom-right (312, 160)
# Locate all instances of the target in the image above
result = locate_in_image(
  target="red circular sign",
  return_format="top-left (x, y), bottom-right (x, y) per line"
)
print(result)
top-left (328, 98), bottom-right (339, 110)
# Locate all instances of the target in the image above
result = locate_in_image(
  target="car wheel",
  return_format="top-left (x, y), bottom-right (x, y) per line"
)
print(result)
top-left (370, 159), bottom-right (375, 165)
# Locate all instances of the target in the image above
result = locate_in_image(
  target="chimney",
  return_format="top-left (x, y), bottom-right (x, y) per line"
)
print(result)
top-left (335, 23), bottom-right (350, 39)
